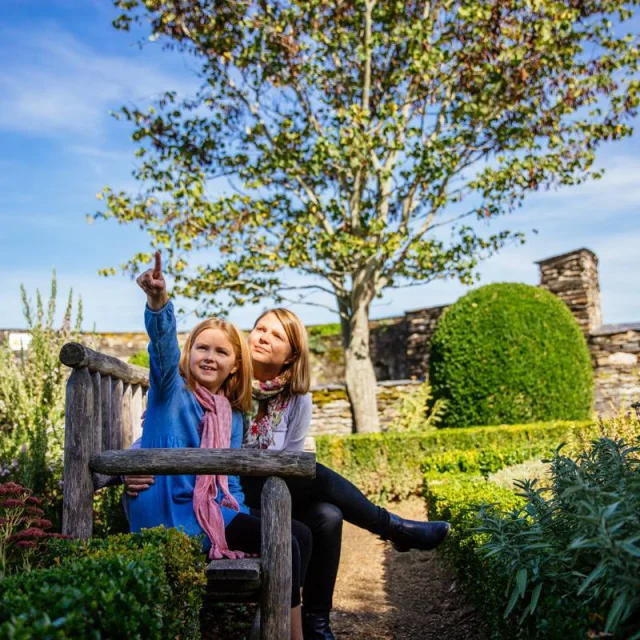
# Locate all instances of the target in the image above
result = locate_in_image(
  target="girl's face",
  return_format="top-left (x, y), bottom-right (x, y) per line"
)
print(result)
top-left (249, 312), bottom-right (293, 374)
top-left (188, 328), bottom-right (238, 393)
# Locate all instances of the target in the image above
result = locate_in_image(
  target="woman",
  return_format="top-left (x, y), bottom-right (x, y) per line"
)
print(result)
top-left (130, 253), bottom-right (311, 640)
top-left (128, 304), bottom-right (449, 640)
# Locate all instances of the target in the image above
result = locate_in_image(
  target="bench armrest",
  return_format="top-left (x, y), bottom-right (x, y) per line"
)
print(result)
top-left (90, 448), bottom-right (316, 478)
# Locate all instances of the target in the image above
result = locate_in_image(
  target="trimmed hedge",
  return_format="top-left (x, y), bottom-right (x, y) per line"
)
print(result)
top-left (0, 527), bottom-right (206, 639)
top-left (316, 419), bottom-right (593, 501)
top-left (424, 475), bottom-right (525, 639)
top-left (429, 283), bottom-right (594, 427)
top-left (424, 436), bottom-right (640, 639)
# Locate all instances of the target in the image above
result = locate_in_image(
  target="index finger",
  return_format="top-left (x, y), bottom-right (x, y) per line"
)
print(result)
top-left (152, 251), bottom-right (162, 278)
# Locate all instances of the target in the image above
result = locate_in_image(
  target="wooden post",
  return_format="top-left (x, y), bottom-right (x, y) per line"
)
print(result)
top-left (131, 384), bottom-right (144, 442)
top-left (260, 476), bottom-right (291, 640)
top-left (122, 384), bottom-right (133, 449)
top-left (101, 375), bottom-right (112, 452)
top-left (62, 367), bottom-right (95, 539)
top-left (111, 379), bottom-right (124, 451)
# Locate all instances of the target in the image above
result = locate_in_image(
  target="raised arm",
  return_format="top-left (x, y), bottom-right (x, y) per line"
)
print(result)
top-left (137, 252), bottom-right (181, 396)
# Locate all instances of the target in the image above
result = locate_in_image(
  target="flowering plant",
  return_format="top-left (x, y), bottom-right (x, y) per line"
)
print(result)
top-left (0, 482), bottom-right (68, 578)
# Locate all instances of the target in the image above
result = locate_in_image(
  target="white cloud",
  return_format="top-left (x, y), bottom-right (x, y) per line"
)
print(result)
top-left (0, 24), bottom-right (198, 140)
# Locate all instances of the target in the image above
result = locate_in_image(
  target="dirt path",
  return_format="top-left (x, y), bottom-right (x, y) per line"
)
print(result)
top-left (330, 497), bottom-right (484, 639)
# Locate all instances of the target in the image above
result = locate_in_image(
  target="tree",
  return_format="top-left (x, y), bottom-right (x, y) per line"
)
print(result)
top-left (96, 0), bottom-right (639, 432)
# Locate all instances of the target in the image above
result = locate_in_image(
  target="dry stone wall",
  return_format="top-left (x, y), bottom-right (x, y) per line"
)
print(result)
top-left (309, 381), bottom-right (421, 436)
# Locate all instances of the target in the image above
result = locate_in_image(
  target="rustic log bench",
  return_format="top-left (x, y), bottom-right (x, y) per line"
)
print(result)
top-left (59, 342), bottom-right (316, 640)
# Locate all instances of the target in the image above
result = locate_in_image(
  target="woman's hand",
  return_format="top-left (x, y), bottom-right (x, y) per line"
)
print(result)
top-left (124, 475), bottom-right (155, 497)
top-left (137, 251), bottom-right (168, 311)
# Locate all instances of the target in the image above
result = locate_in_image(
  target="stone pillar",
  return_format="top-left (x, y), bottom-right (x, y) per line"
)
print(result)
top-left (536, 248), bottom-right (602, 334)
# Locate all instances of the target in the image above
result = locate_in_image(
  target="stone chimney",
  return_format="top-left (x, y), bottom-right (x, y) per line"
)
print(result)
top-left (536, 248), bottom-right (602, 334)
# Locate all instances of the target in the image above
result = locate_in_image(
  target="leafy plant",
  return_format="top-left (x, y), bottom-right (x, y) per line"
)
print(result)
top-left (387, 381), bottom-right (446, 432)
top-left (128, 348), bottom-right (150, 368)
top-left (476, 437), bottom-right (640, 639)
top-left (0, 528), bottom-right (206, 639)
top-left (0, 274), bottom-right (84, 527)
top-left (0, 482), bottom-right (68, 579)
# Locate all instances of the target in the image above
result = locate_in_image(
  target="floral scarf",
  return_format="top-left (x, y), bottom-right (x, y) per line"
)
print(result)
top-left (244, 372), bottom-right (292, 449)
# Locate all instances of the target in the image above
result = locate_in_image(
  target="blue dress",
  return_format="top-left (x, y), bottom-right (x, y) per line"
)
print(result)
top-left (128, 301), bottom-right (249, 551)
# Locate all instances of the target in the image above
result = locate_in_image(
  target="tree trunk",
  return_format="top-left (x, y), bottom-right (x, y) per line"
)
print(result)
top-left (342, 298), bottom-right (380, 433)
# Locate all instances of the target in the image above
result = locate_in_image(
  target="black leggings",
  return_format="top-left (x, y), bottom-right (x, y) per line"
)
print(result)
top-left (241, 463), bottom-right (389, 612)
top-left (224, 508), bottom-right (312, 607)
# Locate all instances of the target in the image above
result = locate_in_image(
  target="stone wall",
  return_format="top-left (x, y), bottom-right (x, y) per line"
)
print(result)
top-left (590, 325), bottom-right (640, 414)
top-left (309, 380), bottom-right (421, 436)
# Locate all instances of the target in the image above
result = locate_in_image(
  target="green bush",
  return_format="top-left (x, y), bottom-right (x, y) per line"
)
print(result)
top-left (129, 348), bottom-right (150, 368)
top-left (424, 475), bottom-right (525, 639)
top-left (0, 274), bottom-right (84, 527)
top-left (0, 527), bottom-right (206, 639)
top-left (476, 438), bottom-right (640, 639)
top-left (421, 440), bottom-right (557, 479)
top-left (429, 283), bottom-right (593, 428)
top-left (316, 419), bottom-right (593, 501)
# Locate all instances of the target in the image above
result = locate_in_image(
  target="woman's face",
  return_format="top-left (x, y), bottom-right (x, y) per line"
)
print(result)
top-left (249, 312), bottom-right (294, 374)
top-left (188, 328), bottom-right (237, 393)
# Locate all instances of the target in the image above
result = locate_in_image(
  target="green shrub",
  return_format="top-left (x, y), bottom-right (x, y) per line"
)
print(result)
top-left (421, 440), bottom-right (557, 479)
top-left (386, 381), bottom-right (447, 433)
top-left (0, 528), bottom-right (206, 639)
top-left (129, 349), bottom-right (150, 368)
top-left (316, 419), bottom-right (593, 501)
top-left (0, 274), bottom-right (84, 528)
top-left (429, 283), bottom-right (593, 428)
top-left (424, 475), bottom-right (525, 639)
top-left (476, 437), bottom-right (640, 639)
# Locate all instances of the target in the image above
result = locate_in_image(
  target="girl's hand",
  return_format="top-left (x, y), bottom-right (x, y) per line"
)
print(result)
top-left (124, 475), bottom-right (155, 497)
top-left (137, 251), bottom-right (168, 310)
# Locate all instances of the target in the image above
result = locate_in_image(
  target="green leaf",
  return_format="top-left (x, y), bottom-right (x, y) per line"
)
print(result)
top-left (516, 567), bottom-right (527, 597)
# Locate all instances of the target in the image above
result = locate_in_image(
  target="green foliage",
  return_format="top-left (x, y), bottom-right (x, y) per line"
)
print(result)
top-left (0, 274), bottom-right (83, 527)
top-left (421, 440), bottom-right (556, 479)
top-left (93, 485), bottom-right (131, 538)
top-left (475, 437), bottom-right (640, 639)
top-left (129, 348), bottom-right (150, 368)
top-left (424, 475), bottom-right (525, 638)
top-left (316, 419), bottom-right (592, 501)
top-left (429, 283), bottom-right (593, 428)
top-left (0, 528), bottom-right (206, 639)
top-left (387, 381), bottom-right (447, 433)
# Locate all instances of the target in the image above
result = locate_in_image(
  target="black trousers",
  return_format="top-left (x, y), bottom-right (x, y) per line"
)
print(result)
top-left (224, 508), bottom-right (312, 607)
top-left (241, 463), bottom-right (389, 612)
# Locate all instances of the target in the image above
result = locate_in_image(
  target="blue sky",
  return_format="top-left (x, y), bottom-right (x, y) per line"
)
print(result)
top-left (1, 0), bottom-right (639, 332)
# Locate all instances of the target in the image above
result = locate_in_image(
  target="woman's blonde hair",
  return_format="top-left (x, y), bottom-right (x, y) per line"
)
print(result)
top-left (179, 317), bottom-right (253, 412)
top-left (254, 308), bottom-right (310, 395)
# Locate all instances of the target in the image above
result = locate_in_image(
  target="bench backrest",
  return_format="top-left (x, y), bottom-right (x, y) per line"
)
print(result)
top-left (60, 342), bottom-right (151, 538)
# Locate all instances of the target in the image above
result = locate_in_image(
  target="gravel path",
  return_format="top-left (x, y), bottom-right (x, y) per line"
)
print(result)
top-left (330, 496), bottom-right (485, 639)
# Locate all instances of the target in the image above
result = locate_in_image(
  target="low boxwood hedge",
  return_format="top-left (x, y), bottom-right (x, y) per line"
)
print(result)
top-left (0, 527), bottom-right (206, 639)
top-left (316, 419), bottom-right (593, 501)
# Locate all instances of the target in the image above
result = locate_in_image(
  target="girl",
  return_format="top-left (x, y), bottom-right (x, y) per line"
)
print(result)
top-left (130, 253), bottom-right (311, 640)
top-left (129, 303), bottom-right (450, 639)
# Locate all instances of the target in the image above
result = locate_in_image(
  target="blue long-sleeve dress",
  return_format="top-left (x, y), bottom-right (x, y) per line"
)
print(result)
top-left (128, 301), bottom-right (249, 551)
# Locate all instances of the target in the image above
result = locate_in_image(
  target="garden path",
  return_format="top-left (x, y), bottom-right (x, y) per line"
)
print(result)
top-left (331, 496), bottom-right (484, 639)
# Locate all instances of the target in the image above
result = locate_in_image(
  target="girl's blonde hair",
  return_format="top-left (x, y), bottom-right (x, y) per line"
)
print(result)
top-left (254, 308), bottom-right (310, 395)
top-left (179, 317), bottom-right (253, 412)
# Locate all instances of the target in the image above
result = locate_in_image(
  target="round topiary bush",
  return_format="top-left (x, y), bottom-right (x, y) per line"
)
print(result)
top-left (429, 283), bottom-right (593, 428)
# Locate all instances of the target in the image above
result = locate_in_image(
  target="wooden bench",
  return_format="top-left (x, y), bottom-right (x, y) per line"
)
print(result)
top-left (59, 342), bottom-right (316, 640)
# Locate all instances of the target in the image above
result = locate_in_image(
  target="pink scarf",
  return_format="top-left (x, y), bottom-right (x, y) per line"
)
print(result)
top-left (192, 386), bottom-right (245, 560)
